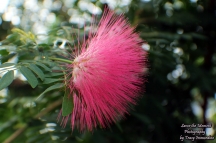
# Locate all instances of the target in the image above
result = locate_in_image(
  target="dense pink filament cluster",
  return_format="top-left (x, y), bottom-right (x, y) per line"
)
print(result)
top-left (62, 8), bottom-right (147, 131)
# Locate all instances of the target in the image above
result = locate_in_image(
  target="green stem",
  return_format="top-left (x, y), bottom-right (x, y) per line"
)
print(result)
top-left (49, 57), bottom-right (73, 64)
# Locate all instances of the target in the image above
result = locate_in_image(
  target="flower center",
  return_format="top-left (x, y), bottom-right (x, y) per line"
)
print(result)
top-left (72, 56), bottom-right (89, 82)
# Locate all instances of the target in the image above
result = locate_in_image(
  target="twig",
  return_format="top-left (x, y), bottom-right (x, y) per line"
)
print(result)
top-left (3, 99), bottom-right (62, 143)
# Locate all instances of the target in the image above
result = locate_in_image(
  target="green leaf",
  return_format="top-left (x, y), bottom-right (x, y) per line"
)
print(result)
top-left (28, 64), bottom-right (45, 81)
top-left (132, 113), bottom-right (151, 124)
top-left (115, 122), bottom-right (123, 133)
top-left (0, 71), bottom-right (14, 90)
top-left (36, 83), bottom-right (64, 100)
top-left (0, 63), bottom-right (15, 68)
top-left (34, 62), bottom-right (51, 72)
top-left (43, 78), bottom-right (64, 84)
top-left (42, 61), bottom-right (56, 67)
top-left (19, 66), bottom-right (38, 88)
top-left (62, 89), bottom-right (73, 116)
top-left (44, 72), bottom-right (64, 77)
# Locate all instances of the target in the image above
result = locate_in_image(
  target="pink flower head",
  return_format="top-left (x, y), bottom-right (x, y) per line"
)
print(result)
top-left (61, 7), bottom-right (147, 131)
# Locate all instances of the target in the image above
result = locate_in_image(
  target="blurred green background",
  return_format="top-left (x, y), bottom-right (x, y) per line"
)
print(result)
top-left (0, 0), bottom-right (216, 143)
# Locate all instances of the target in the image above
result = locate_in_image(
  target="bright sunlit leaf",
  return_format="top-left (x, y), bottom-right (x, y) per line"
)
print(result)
top-left (0, 70), bottom-right (14, 90)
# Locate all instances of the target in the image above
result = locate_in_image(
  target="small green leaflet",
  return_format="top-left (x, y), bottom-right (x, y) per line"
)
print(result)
top-left (0, 71), bottom-right (14, 90)
top-left (43, 78), bottom-right (64, 84)
top-left (36, 83), bottom-right (64, 100)
top-left (19, 66), bottom-right (38, 88)
top-left (28, 64), bottom-right (45, 81)
top-left (115, 122), bottom-right (123, 133)
top-left (42, 60), bottom-right (55, 67)
top-left (132, 113), bottom-right (151, 124)
top-left (44, 72), bottom-right (64, 78)
top-left (34, 62), bottom-right (51, 72)
top-left (62, 89), bottom-right (73, 116)
top-left (0, 63), bottom-right (15, 68)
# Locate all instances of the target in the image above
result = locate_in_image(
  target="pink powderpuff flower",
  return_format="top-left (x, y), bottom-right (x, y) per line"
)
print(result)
top-left (60, 7), bottom-right (147, 132)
